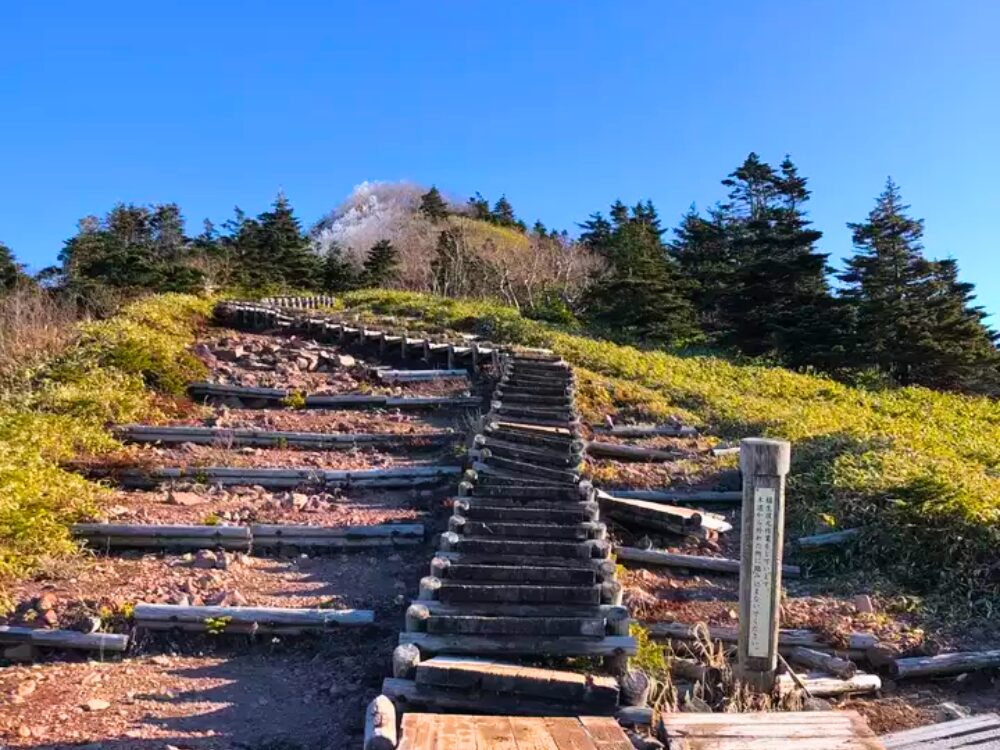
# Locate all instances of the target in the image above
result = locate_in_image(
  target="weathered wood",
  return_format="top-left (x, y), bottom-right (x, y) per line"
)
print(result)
top-left (376, 369), bottom-right (468, 382)
top-left (72, 524), bottom-right (251, 551)
top-left (425, 614), bottom-right (606, 637)
top-left (363, 695), bottom-right (397, 750)
top-left (435, 560), bottom-right (596, 585)
top-left (616, 546), bottom-right (800, 578)
top-left (415, 657), bottom-right (619, 707)
top-left (395, 712), bottom-right (633, 749)
top-left (435, 582), bottom-right (603, 605)
top-left (439, 531), bottom-right (607, 560)
top-left (450, 517), bottom-right (601, 541)
top-left (476, 454), bottom-right (581, 483)
top-left (453, 499), bottom-right (598, 524)
top-left (881, 713), bottom-right (1000, 749)
top-left (669, 657), bottom-right (722, 684)
top-left (0, 626), bottom-right (129, 653)
top-left (738, 437), bottom-right (791, 691)
top-left (132, 603), bottom-right (373, 632)
top-left (594, 424), bottom-right (698, 438)
top-left (392, 643), bottom-right (421, 679)
top-left (642, 621), bottom-right (876, 653)
top-left (399, 632), bottom-right (637, 657)
top-left (776, 671), bottom-right (881, 697)
top-left (251, 523), bottom-right (423, 540)
top-left (611, 489), bottom-right (742, 504)
top-left (115, 424), bottom-right (457, 449)
top-left (418, 600), bottom-right (624, 620)
top-left (586, 441), bottom-right (680, 462)
top-left (119, 465), bottom-right (461, 489)
top-left (789, 646), bottom-right (858, 679)
top-left (796, 528), bottom-right (862, 549)
top-left (890, 649), bottom-right (1000, 679)
top-left (659, 711), bottom-right (880, 749)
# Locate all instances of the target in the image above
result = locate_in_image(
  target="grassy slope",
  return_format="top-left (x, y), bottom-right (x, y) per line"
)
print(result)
top-left (0, 294), bottom-right (213, 602)
top-left (339, 290), bottom-right (1000, 609)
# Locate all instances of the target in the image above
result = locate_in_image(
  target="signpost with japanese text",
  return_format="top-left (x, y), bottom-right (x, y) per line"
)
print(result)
top-left (737, 438), bottom-right (791, 690)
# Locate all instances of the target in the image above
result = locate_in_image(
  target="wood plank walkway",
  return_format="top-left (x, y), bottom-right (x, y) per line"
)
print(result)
top-left (881, 713), bottom-right (1000, 749)
top-left (396, 713), bottom-right (632, 749)
top-left (659, 711), bottom-right (885, 749)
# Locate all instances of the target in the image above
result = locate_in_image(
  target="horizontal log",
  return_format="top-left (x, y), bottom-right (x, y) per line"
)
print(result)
top-left (0, 626), bottom-right (129, 652)
top-left (586, 441), bottom-right (681, 462)
top-left (115, 424), bottom-right (457, 449)
top-left (433, 551), bottom-right (615, 577)
top-left (118, 465), bottom-right (461, 489)
top-left (399, 632), bottom-right (637, 657)
top-left (440, 532), bottom-right (607, 560)
top-left (776, 671), bottom-right (881, 697)
top-left (789, 646), bottom-right (857, 679)
top-left (188, 383), bottom-right (479, 411)
top-left (434, 582), bottom-right (602, 606)
top-left (72, 524), bottom-right (251, 551)
top-left (453, 499), bottom-right (598, 524)
top-left (890, 649), bottom-right (1000, 679)
top-left (417, 600), bottom-right (624, 620)
top-left (597, 493), bottom-right (703, 534)
top-left (593, 424), bottom-right (698, 438)
top-left (610, 489), bottom-right (741, 504)
top-left (376, 369), bottom-right (469, 382)
top-left (796, 528), bottom-right (862, 549)
top-left (383, 677), bottom-right (610, 717)
top-left (450, 517), bottom-right (600, 541)
top-left (424, 615), bottom-right (606, 637)
top-left (642, 621), bottom-right (877, 652)
top-left (250, 523), bottom-right (424, 539)
top-left (434, 560), bottom-right (597, 585)
top-left (616, 546), bottom-right (800, 578)
top-left (133, 603), bottom-right (373, 631)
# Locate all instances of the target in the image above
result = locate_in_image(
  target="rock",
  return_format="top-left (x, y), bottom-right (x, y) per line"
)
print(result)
top-left (627, 731), bottom-right (664, 750)
top-left (853, 594), bottom-right (875, 614)
top-left (939, 701), bottom-right (970, 720)
top-left (151, 655), bottom-right (172, 666)
top-left (215, 346), bottom-right (244, 362)
top-left (193, 550), bottom-right (219, 569)
top-left (335, 354), bottom-right (356, 368)
top-left (228, 590), bottom-right (248, 606)
top-left (204, 591), bottom-right (227, 606)
top-left (82, 698), bottom-right (110, 712)
top-left (16, 679), bottom-right (38, 697)
top-left (681, 695), bottom-right (712, 712)
top-left (289, 493), bottom-right (309, 511)
top-left (803, 697), bottom-right (834, 710)
top-left (41, 609), bottom-right (60, 627)
top-left (168, 491), bottom-right (207, 507)
top-left (35, 592), bottom-right (58, 611)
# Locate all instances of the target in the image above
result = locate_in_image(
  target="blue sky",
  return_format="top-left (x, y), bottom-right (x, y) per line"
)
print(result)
top-left (3, 1), bottom-right (998, 319)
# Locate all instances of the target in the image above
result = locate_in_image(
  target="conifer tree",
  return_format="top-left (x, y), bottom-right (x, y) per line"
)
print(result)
top-left (839, 179), bottom-right (999, 389)
top-left (491, 195), bottom-right (517, 227)
top-left (419, 186), bottom-right (449, 223)
top-left (0, 242), bottom-right (24, 291)
top-left (322, 241), bottom-right (357, 292)
top-left (256, 192), bottom-right (322, 288)
top-left (362, 239), bottom-right (399, 287)
top-left (467, 192), bottom-right (491, 221)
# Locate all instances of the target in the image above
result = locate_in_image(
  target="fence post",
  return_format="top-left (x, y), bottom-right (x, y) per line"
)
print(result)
top-left (737, 437), bottom-right (791, 690)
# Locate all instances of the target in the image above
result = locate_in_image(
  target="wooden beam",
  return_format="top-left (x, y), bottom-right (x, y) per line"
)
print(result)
top-left (399, 632), bottom-right (636, 657)
top-left (0, 626), bottom-right (129, 653)
top-left (133, 603), bottom-right (374, 632)
top-left (616, 546), bottom-right (800, 578)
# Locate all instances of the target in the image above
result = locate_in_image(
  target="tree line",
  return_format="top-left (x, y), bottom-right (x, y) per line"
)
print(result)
top-left (1, 154), bottom-right (996, 394)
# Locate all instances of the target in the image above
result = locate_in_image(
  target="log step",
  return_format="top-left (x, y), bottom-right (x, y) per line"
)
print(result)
top-left (882, 713), bottom-right (1000, 749)
top-left (450, 518), bottom-right (603, 541)
top-left (72, 524), bottom-right (251, 551)
top-left (432, 560), bottom-right (597, 585)
top-left (133, 603), bottom-right (373, 633)
top-left (399, 632), bottom-right (636, 658)
top-left (440, 532), bottom-right (608, 560)
top-left (475, 456), bottom-right (580, 483)
top-left (424, 614), bottom-right (606, 637)
top-left (0, 626), bottom-right (129, 653)
top-left (433, 552), bottom-right (615, 578)
top-left (117, 465), bottom-right (461, 490)
top-left (415, 656), bottom-right (619, 708)
top-left (453, 499), bottom-right (598, 523)
top-left (434, 582), bottom-right (603, 605)
top-left (115, 424), bottom-right (457, 450)
top-left (474, 435), bottom-right (583, 467)
top-left (466, 484), bottom-right (587, 501)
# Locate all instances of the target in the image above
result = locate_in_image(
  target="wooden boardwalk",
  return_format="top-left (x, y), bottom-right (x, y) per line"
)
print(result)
top-left (396, 714), bottom-right (632, 749)
top-left (659, 711), bottom-right (885, 749)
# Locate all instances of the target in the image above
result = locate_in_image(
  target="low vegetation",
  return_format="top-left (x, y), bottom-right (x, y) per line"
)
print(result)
top-left (339, 289), bottom-right (1000, 612)
top-left (0, 293), bottom-right (212, 604)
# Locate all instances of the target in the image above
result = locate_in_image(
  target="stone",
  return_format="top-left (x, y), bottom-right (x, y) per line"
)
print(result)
top-left (853, 594), bottom-right (875, 614)
top-left (803, 697), bottom-right (834, 710)
top-left (193, 550), bottom-right (219, 569)
top-left (228, 590), bottom-right (248, 606)
top-left (41, 609), bottom-right (60, 627)
top-left (627, 732), bottom-right (664, 750)
top-left (35, 592), bottom-right (58, 611)
top-left (16, 679), bottom-right (37, 697)
top-left (168, 491), bottom-right (207, 507)
top-left (82, 698), bottom-right (110, 712)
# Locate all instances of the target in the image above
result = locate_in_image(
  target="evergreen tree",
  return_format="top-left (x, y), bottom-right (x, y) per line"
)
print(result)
top-left (582, 200), bottom-right (700, 346)
top-left (491, 195), bottom-right (517, 227)
top-left (362, 239), bottom-right (399, 287)
top-left (0, 242), bottom-right (24, 291)
top-left (839, 179), bottom-right (999, 389)
top-left (670, 206), bottom-right (733, 337)
top-left (256, 192), bottom-right (322, 288)
top-left (322, 241), bottom-right (357, 291)
top-left (467, 192), bottom-right (491, 221)
top-left (419, 186), bottom-right (449, 223)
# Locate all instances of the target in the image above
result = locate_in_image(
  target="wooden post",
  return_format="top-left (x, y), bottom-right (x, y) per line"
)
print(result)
top-left (737, 437), bottom-right (791, 691)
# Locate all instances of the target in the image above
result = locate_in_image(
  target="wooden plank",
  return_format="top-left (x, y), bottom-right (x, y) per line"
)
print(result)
top-left (475, 716), bottom-right (518, 750)
top-left (133, 603), bottom-right (373, 630)
top-left (577, 717), bottom-right (634, 750)
top-left (399, 632), bottom-right (636, 657)
top-left (616, 546), bottom-right (800, 578)
top-left (0, 626), bottom-right (129, 652)
top-left (659, 711), bottom-right (882, 749)
top-left (511, 716), bottom-right (561, 750)
top-left (882, 714), bottom-right (1000, 748)
top-left (545, 716), bottom-right (600, 750)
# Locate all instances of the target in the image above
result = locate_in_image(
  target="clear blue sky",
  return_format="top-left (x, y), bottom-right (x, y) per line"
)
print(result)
top-left (3, 1), bottom-right (998, 319)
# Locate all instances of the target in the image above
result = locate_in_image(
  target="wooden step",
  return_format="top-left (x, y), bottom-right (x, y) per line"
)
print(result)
top-left (72, 524), bottom-right (251, 551)
top-left (453, 499), bottom-right (598, 523)
top-left (474, 456), bottom-right (580, 483)
top-left (133, 603), bottom-right (373, 634)
top-left (449, 518), bottom-right (604, 541)
top-left (399, 632), bottom-right (636, 658)
top-left (423, 614), bottom-right (606, 637)
top-left (416, 657), bottom-right (619, 708)
top-left (431, 559), bottom-right (597, 585)
top-left (118, 465), bottom-right (461, 490)
top-left (659, 711), bottom-right (881, 750)
top-left (882, 713), bottom-right (1000, 749)
top-left (433, 552), bottom-right (616, 579)
top-left (393, 712), bottom-right (635, 748)
top-left (465, 483), bottom-right (588, 501)
top-left (440, 532), bottom-right (608, 560)
top-left (433, 582), bottom-right (603, 605)
top-left (474, 435), bottom-right (583, 467)
top-left (115, 424), bottom-right (457, 450)
top-left (416, 600), bottom-right (625, 620)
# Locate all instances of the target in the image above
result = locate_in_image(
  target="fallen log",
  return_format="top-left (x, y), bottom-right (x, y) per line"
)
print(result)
top-left (776, 670), bottom-right (881, 697)
top-left (610, 489), bottom-right (741, 504)
top-left (642, 621), bottom-right (876, 654)
top-left (889, 649), bottom-right (1000, 679)
top-left (593, 424), bottom-right (698, 438)
top-left (72, 524), bottom-right (251, 551)
top-left (796, 528), bottom-right (861, 549)
top-left (0, 626), bottom-right (129, 653)
top-left (789, 646), bottom-right (858, 679)
top-left (133, 603), bottom-right (373, 633)
top-left (598, 492), bottom-right (732, 535)
top-left (585, 441), bottom-right (680, 462)
top-left (616, 546), bottom-right (800, 578)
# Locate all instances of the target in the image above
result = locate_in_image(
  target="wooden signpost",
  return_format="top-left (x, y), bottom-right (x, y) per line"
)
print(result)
top-left (737, 437), bottom-right (791, 690)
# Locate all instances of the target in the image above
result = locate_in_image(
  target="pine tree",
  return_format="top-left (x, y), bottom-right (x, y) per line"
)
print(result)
top-left (582, 200), bottom-right (700, 346)
top-left (419, 186), bottom-right (449, 223)
top-left (255, 192), bottom-right (322, 289)
top-left (322, 241), bottom-right (357, 292)
top-left (362, 239), bottom-right (399, 287)
top-left (467, 192), bottom-right (491, 221)
top-left (839, 179), bottom-right (999, 389)
top-left (0, 242), bottom-right (24, 291)
top-left (670, 206), bottom-right (733, 337)
top-left (491, 195), bottom-right (517, 227)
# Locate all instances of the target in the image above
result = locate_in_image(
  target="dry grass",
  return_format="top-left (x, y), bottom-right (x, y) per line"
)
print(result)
top-left (0, 285), bottom-right (78, 392)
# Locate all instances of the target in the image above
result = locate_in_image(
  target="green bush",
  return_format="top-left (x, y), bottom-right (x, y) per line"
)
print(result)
top-left (340, 290), bottom-right (1000, 611)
